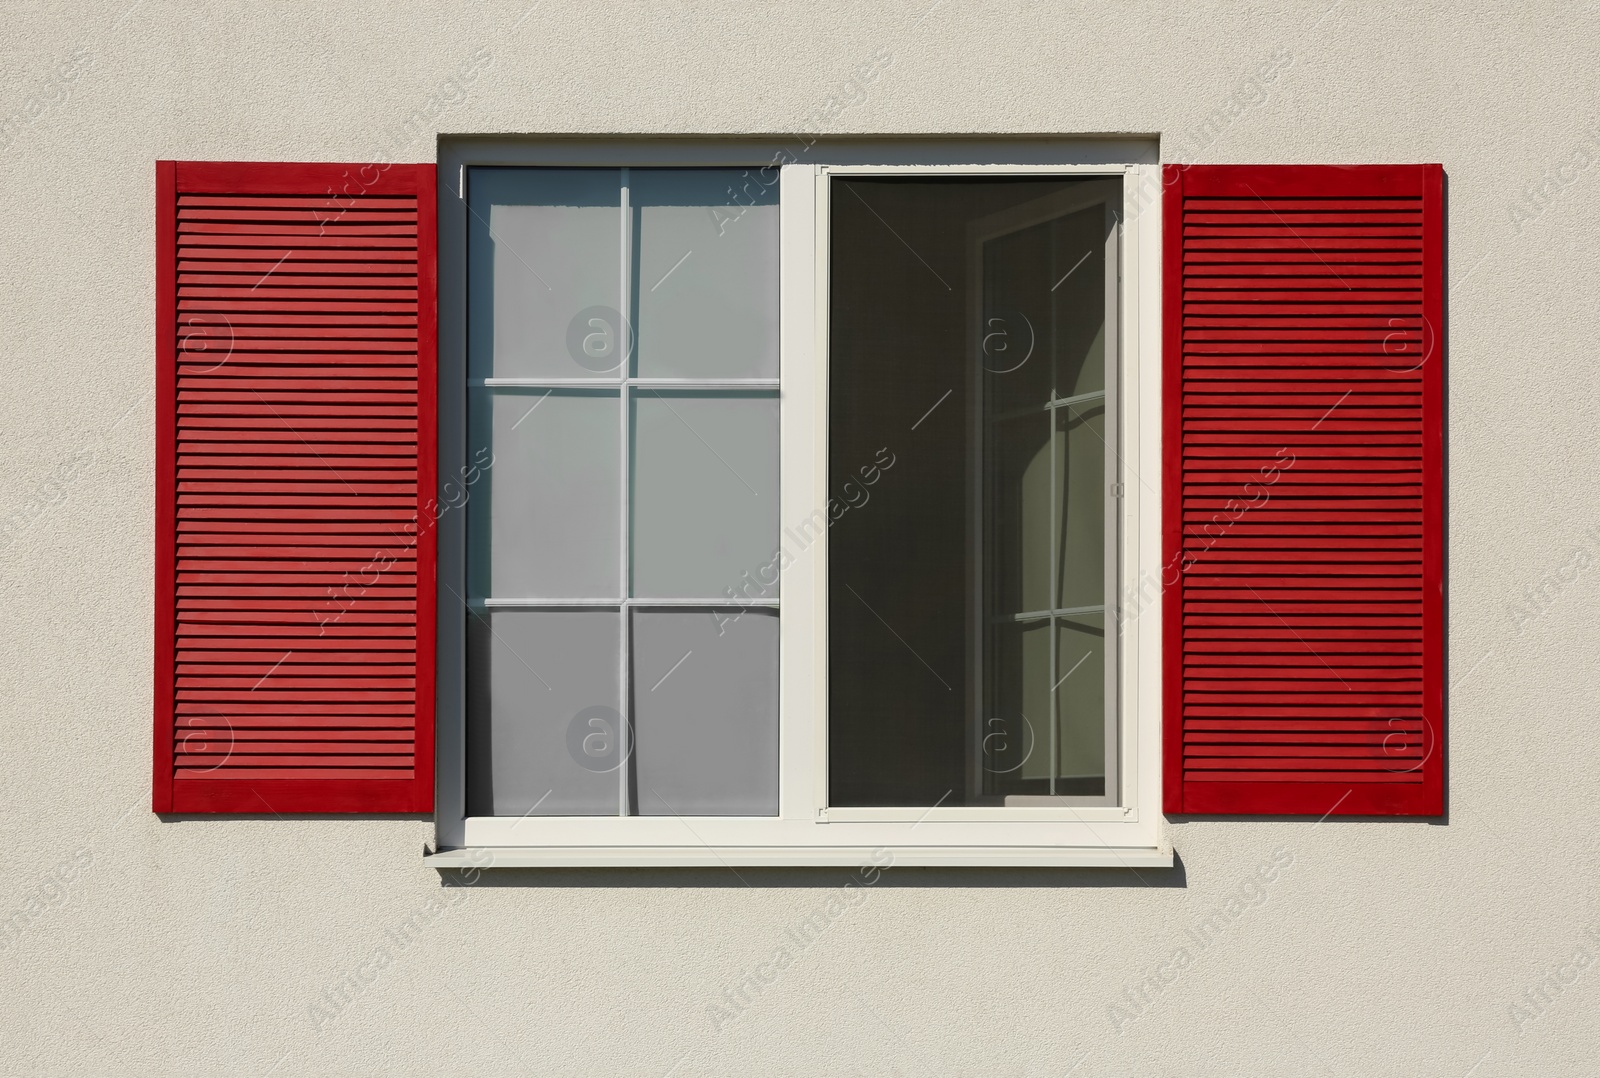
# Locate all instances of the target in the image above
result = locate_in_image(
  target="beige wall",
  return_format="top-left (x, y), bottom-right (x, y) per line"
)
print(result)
top-left (2, 2), bottom-right (1598, 1074)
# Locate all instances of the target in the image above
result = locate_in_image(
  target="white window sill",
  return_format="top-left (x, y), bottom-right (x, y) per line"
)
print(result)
top-left (424, 845), bottom-right (1173, 869)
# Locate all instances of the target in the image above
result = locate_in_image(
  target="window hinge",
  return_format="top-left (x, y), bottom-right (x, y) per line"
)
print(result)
top-left (816, 808), bottom-right (829, 823)
top-left (1110, 482), bottom-right (1125, 498)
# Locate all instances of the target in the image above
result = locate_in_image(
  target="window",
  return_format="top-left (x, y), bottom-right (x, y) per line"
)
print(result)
top-left (462, 167), bottom-right (781, 818)
top-left (433, 141), bottom-right (1167, 865)
top-left (827, 175), bottom-right (1121, 809)
top-left (152, 155), bottom-right (1441, 835)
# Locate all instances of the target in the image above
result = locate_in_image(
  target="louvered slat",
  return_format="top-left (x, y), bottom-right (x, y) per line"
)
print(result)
top-left (155, 161), bottom-right (436, 814)
top-left (1162, 164), bottom-right (1443, 817)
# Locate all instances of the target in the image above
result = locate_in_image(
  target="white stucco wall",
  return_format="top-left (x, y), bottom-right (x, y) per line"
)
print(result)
top-left (2, 2), bottom-right (1598, 1074)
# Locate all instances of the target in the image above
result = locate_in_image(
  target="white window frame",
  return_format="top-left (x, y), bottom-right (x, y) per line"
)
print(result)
top-left (430, 139), bottom-right (1168, 867)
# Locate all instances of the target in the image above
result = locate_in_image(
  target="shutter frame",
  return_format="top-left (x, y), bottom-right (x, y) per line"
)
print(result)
top-left (154, 161), bottom-right (437, 814)
top-left (1162, 163), bottom-right (1444, 817)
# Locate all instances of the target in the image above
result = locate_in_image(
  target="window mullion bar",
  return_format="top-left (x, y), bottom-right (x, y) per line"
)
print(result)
top-left (479, 598), bottom-right (780, 608)
top-left (992, 390), bottom-right (1109, 423)
top-left (624, 598), bottom-right (780, 608)
top-left (1050, 389), bottom-right (1106, 410)
top-left (618, 167), bottom-right (633, 818)
top-left (479, 598), bottom-right (623, 609)
top-left (992, 604), bottom-right (1106, 624)
top-left (627, 380), bottom-right (779, 390)
top-left (1048, 393), bottom-right (1059, 798)
top-left (478, 378), bottom-right (780, 389)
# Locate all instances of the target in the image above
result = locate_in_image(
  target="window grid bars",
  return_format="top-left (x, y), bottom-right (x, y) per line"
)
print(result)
top-left (618, 167), bottom-right (632, 816)
top-left (477, 378), bottom-right (779, 389)
top-left (477, 598), bottom-right (780, 609)
top-left (1047, 303), bottom-right (1059, 795)
top-left (989, 387), bottom-right (1106, 425)
top-left (468, 168), bottom-right (783, 815)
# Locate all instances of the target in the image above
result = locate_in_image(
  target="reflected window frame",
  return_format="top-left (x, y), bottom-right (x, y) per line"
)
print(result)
top-left (965, 178), bottom-right (1122, 809)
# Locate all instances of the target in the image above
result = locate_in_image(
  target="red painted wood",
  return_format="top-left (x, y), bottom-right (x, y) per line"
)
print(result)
top-left (1163, 163), bottom-right (1444, 818)
top-left (156, 161), bottom-right (436, 815)
top-left (154, 160), bottom-right (178, 814)
top-left (412, 162), bottom-right (439, 821)
top-left (161, 779), bottom-right (423, 814)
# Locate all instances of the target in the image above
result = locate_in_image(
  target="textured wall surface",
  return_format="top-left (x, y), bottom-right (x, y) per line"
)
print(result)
top-left (2, 2), bottom-right (1598, 1075)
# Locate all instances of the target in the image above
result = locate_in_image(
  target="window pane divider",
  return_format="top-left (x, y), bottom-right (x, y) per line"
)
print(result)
top-left (1050, 388), bottom-right (1106, 409)
top-left (478, 378), bottom-right (779, 388)
top-left (618, 166), bottom-right (633, 818)
top-left (1048, 332), bottom-right (1059, 796)
top-left (479, 598), bottom-right (779, 609)
top-left (991, 604), bottom-right (1106, 624)
top-left (989, 389), bottom-right (1107, 424)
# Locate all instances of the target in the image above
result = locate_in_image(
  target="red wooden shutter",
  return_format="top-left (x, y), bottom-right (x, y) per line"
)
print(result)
top-left (1163, 164), bottom-right (1443, 816)
top-left (154, 161), bottom-right (437, 814)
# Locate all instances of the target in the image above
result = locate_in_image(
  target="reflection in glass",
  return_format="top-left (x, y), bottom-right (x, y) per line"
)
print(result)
top-left (466, 610), bottom-right (621, 816)
top-left (467, 389), bottom-right (619, 599)
top-left (468, 168), bottom-right (622, 379)
top-left (463, 165), bottom-right (783, 820)
top-left (631, 168), bottom-right (779, 379)
top-left (632, 392), bottom-right (779, 599)
top-left (1055, 614), bottom-right (1105, 794)
top-left (822, 173), bottom-right (1119, 808)
top-left (1056, 402), bottom-right (1105, 610)
top-left (986, 620), bottom-right (1051, 785)
top-left (982, 192), bottom-right (1112, 802)
top-left (633, 609), bottom-right (779, 815)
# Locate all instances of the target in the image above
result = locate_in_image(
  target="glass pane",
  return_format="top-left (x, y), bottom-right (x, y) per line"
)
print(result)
top-left (467, 389), bottom-right (619, 599)
top-left (1055, 613), bottom-right (1106, 795)
top-left (466, 610), bottom-right (621, 816)
top-left (990, 412), bottom-right (1052, 615)
top-left (632, 609), bottom-right (779, 816)
top-left (1047, 204), bottom-right (1108, 399)
top-left (982, 226), bottom-right (1055, 415)
top-left (982, 203), bottom-right (1106, 412)
top-left (632, 392), bottom-right (779, 599)
top-left (984, 619), bottom-right (1052, 794)
top-left (467, 168), bottom-right (622, 379)
top-left (1056, 400), bottom-right (1106, 610)
top-left (631, 169), bottom-right (779, 379)
top-left (826, 175), bottom-right (1119, 808)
